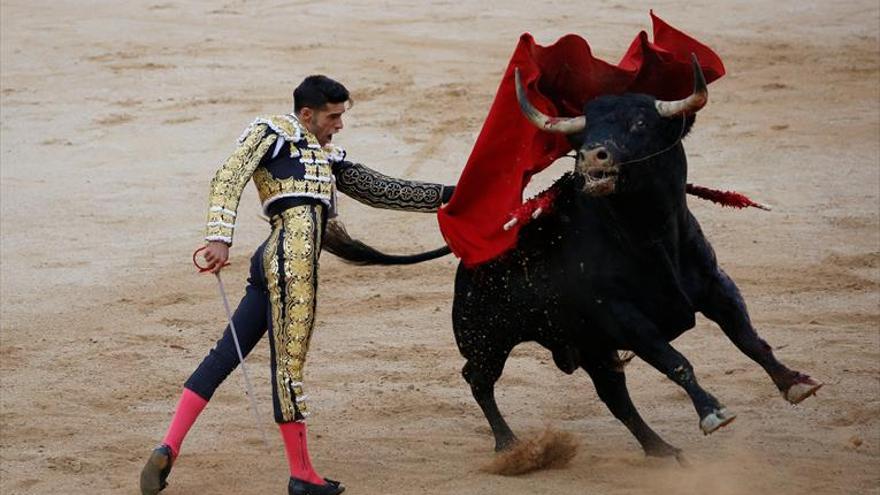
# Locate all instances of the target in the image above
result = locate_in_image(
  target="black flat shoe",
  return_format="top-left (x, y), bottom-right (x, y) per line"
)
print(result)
top-left (139, 444), bottom-right (174, 495)
top-left (288, 476), bottom-right (345, 495)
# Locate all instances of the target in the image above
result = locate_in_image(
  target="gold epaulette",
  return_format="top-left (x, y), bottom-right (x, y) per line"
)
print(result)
top-left (237, 114), bottom-right (303, 144)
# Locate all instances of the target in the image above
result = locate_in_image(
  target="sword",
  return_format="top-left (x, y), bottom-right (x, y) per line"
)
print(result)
top-left (194, 247), bottom-right (271, 450)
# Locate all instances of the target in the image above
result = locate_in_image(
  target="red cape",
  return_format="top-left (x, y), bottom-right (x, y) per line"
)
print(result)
top-left (437, 12), bottom-right (725, 266)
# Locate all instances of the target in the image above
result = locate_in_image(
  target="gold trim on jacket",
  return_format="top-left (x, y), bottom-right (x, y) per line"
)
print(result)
top-left (205, 123), bottom-right (277, 244)
top-left (334, 161), bottom-right (444, 212)
top-left (205, 115), bottom-right (343, 245)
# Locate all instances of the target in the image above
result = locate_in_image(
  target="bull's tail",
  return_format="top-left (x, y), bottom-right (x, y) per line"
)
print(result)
top-left (323, 218), bottom-right (452, 265)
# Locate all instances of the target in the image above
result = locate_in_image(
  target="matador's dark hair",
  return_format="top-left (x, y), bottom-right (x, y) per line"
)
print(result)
top-left (293, 75), bottom-right (350, 113)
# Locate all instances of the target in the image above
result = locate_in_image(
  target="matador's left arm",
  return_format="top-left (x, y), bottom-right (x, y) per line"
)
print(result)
top-left (332, 160), bottom-right (454, 213)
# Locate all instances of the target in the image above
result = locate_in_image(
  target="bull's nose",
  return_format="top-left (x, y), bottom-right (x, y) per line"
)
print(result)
top-left (581, 146), bottom-right (613, 167)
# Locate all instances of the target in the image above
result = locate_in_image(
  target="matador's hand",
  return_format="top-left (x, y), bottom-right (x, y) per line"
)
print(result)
top-left (203, 241), bottom-right (230, 273)
top-left (441, 185), bottom-right (455, 204)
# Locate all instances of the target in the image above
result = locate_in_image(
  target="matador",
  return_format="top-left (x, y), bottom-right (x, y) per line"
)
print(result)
top-left (140, 75), bottom-right (454, 495)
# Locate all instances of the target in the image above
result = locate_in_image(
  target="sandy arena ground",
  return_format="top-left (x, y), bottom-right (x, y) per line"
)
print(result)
top-left (1, 1), bottom-right (878, 494)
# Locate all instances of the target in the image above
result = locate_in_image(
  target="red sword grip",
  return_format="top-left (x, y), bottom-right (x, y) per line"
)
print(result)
top-left (192, 246), bottom-right (230, 273)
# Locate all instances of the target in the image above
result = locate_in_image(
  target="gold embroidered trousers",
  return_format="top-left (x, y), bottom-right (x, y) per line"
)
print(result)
top-left (264, 204), bottom-right (323, 422)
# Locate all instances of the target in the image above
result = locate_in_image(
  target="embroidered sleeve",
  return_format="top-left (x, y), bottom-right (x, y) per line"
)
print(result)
top-left (333, 161), bottom-right (444, 212)
top-left (205, 123), bottom-right (278, 244)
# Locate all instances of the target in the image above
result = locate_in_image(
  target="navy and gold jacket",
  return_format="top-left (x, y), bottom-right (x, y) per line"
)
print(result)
top-left (205, 114), bottom-right (449, 244)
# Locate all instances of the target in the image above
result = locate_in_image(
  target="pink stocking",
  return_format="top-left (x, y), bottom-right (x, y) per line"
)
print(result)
top-left (161, 388), bottom-right (208, 458)
top-left (279, 421), bottom-right (325, 484)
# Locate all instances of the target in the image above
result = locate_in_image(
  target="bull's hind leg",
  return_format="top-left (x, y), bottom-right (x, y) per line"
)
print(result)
top-left (461, 351), bottom-right (517, 451)
top-left (700, 269), bottom-right (822, 404)
top-left (581, 352), bottom-right (685, 464)
top-left (610, 302), bottom-right (734, 435)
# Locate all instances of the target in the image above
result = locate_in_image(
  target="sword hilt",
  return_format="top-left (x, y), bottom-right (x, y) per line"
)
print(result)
top-left (193, 246), bottom-right (230, 273)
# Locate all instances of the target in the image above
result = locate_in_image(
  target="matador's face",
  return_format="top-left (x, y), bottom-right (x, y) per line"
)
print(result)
top-left (301, 102), bottom-right (346, 146)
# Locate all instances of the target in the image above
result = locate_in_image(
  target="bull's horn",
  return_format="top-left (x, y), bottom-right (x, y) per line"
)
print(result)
top-left (655, 54), bottom-right (709, 117)
top-left (514, 68), bottom-right (586, 134)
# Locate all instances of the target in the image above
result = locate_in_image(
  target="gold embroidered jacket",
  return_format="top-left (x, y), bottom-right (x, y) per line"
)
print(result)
top-left (205, 114), bottom-right (447, 245)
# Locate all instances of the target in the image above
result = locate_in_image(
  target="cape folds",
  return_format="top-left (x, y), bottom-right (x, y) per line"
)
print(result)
top-left (437, 12), bottom-right (726, 266)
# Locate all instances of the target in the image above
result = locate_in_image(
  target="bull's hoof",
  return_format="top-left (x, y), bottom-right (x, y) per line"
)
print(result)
top-left (494, 435), bottom-right (519, 452)
top-left (699, 408), bottom-right (736, 435)
top-left (674, 450), bottom-right (690, 468)
top-left (645, 443), bottom-right (688, 467)
top-left (140, 444), bottom-right (174, 495)
top-left (482, 429), bottom-right (577, 475)
top-left (782, 375), bottom-right (823, 405)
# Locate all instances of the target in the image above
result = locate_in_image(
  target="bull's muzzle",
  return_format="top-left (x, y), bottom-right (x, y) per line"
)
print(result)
top-left (577, 146), bottom-right (618, 196)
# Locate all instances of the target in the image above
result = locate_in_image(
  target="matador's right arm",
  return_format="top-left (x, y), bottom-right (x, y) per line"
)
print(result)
top-left (204, 124), bottom-right (277, 245)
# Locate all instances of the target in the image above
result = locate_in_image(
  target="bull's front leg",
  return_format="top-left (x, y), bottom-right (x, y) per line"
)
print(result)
top-left (699, 268), bottom-right (822, 404)
top-left (581, 351), bottom-right (686, 464)
top-left (608, 302), bottom-right (735, 435)
top-left (462, 354), bottom-right (518, 452)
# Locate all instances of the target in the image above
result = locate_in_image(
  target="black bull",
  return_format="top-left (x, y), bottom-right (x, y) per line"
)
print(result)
top-left (323, 58), bottom-right (822, 461)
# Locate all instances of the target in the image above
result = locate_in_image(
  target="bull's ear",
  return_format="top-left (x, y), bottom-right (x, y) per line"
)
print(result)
top-left (565, 132), bottom-right (584, 149)
top-left (664, 113), bottom-right (697, 142)
top-left (659, 112), bottom-right (697, 142)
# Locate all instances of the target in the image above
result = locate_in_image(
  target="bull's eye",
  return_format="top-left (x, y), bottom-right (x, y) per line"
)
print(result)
top-left (630, 119), bottom-right (646, 132)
